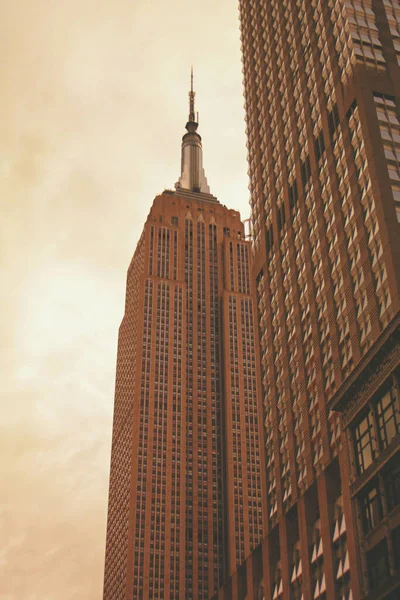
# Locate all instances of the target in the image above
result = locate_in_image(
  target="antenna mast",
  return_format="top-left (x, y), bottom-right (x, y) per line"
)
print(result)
top-left (189, 66), bottom-right (196, 123)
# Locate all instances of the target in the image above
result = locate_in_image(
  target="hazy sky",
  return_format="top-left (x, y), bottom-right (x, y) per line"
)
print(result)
top-left (1, 1), bottom-right (249, 598)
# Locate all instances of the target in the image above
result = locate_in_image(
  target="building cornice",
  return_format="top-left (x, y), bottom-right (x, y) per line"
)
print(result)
top-left (329, 311), bottom-right (400, 424)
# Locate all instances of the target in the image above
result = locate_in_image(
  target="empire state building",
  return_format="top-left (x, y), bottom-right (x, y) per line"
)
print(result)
top-left (103, 75), bottom-right (266, 600)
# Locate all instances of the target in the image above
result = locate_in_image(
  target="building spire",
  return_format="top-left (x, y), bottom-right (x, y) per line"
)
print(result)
top-left (189, 66), bottom-right (195, 123)
top-left (187, 66), bottom-right (198, 132)
top-left (175, 68), bottom-right (210, 195)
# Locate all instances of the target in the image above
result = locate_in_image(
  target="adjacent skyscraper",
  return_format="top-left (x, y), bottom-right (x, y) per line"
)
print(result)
top-left (212, 1), bottom-right (400, 599)
top-left (103, 76), bottom-right (266, 600)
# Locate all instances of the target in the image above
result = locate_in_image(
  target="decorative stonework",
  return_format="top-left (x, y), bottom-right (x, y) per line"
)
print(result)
top-left (342, 343), bottom-right (400, 428)
top-left (329, 313), bottom-right (400, 426)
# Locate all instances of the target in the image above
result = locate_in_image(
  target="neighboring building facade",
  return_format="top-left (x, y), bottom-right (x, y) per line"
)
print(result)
top-left (211, 1), bottom-right (400, 599)
top-left (103, 79), bottom-right (266, 600)
top-left (330, 313), bottom-right (400, 600)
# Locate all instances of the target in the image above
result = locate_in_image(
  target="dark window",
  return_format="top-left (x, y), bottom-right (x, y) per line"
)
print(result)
top-left (328, 104), bottom-right (340, 140)
top-left (277, 204), bottom-right (286, 231)
top-left (288, 181), bottom-right (298, 210)
top-left (367, 540), bottom-right (390, 591)
top-left (315, 130), bottom-right (326, 162)
top-left (266, 225), bottom-right (274, 253)
top-left (224, 227), bottom-right (230, 236)
top-left (384, 459), bottom-right (400, 512)
top-left (171, 216), bottom-right (178, 226)
top-left (383, 592), bottom-right (400, 600)
top-left (359, 481), bottom-right (383, 534)
top-left (301, 156), bottom-right (311, 188)
top-left (346, 99), bottom-right (358, 121)
top-left (374, 92), bottom-right (396, 103)
top-left (392, 526), bottom-right (400, 571)
top-left (353, 412), bottom-right (375, 474)
top-left (375, 386), bottom-right (398, 449)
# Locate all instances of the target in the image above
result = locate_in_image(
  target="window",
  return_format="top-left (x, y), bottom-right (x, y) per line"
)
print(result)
top-left (359, 481), bottom-right (383, 534)
top-left (353, 412), bottom-right (375, 474)
top-left (384, 459), bottom-right (400, 513)
top-left (266, 225), bottom-right (274, 252)
top-left (315, 130), bottom-right (326, 162)
top-left (392, 526), bottom-right (400, 571)
top-left (301, 155), bottom-right (311, 188)
top-left (277, 204), bottom-right (286, 231)
top-left (367, 540), bottom-right (390, 591)
top-left (288, 181), bottom-right (298, 210)
top-left (347, 99), bottom-right (358, 122)
top-left (328, 104), bottom-right (340, 140)
top-left (375, 386), bottom-right (398, 449)
top-left (171, 216), bottom-right (178, 226)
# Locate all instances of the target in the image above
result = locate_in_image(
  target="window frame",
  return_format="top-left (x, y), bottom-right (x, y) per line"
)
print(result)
top-left (375, 384), bottom-right (399, 450)
top-left (353, 410), bottom-right (376, 474)
top-left (359, 480), bottom-right (383, 534)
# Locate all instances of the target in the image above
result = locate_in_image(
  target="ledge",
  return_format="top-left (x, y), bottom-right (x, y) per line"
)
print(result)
top-left (328, 311), bottom-right (400, 416)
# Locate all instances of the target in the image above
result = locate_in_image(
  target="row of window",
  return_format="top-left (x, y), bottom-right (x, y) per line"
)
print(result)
top-left (359, 457), bottom-right (400, 534)
top-left (353, 377), bottom-right (399, 474)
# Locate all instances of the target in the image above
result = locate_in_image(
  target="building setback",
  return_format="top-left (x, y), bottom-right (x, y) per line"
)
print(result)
top-left (102, 78), bottom-right (266, 600)
top-left (212, 1), bottom-right (400, 599)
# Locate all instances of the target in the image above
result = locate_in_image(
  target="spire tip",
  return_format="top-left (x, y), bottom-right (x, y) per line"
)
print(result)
top-left (188, 66), bottom-right (196, 125)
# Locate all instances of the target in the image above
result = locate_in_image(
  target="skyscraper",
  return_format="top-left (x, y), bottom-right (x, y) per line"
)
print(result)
top-left (212, 1), bottom-right (400, 599)
top-left (103, 75), bottom-right (266, 600)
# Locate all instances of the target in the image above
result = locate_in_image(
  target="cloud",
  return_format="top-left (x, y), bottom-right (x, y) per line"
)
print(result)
top-left (0, 1), bottom-right (249, 598)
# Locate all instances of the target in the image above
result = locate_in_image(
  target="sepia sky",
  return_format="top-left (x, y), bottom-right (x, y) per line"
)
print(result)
top-left (1, 1), bottom-right (249, 598)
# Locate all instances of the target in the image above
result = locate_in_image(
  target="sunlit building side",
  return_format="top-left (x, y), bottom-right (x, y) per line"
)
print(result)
top-left (103, 76), bottom-right (266, 600)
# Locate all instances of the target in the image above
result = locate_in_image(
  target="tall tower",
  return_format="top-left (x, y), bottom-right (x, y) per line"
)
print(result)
top-left (103, 76), bottom-right (266, 600)
top-left (212, 1), bottom-right (400, 600)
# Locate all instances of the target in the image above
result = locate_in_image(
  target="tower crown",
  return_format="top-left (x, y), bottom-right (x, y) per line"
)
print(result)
top-left (175, 68), bottom-right (211, 194)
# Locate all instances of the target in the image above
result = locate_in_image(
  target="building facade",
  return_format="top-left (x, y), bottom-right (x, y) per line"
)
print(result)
top-left (103, 80), bottom-right (266, 600)
top-left (212, 1), bottom-right (400, 599)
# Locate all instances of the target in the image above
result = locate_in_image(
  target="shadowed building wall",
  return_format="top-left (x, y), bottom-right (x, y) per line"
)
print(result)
top-left (215, 1), bottom-right (400, 599)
